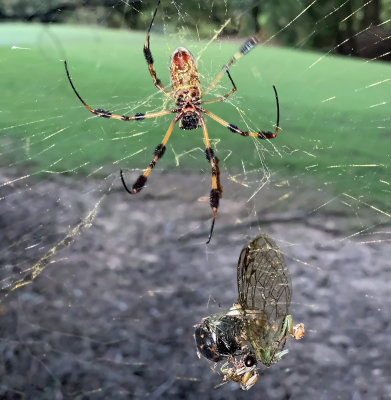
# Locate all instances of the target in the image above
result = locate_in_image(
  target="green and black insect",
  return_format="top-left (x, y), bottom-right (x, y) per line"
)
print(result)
top-left (195, 233), bottom-right (305, 390)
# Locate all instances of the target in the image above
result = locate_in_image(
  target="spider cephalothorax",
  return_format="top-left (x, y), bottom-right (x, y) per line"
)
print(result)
top-left (64, 0), bottom-right (280, 243)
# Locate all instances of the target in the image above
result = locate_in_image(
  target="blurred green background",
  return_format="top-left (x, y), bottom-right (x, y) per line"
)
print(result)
top-left (0, 0), bottom-right (390, 210)
top-left (1, 0), bottom-right (391, 56)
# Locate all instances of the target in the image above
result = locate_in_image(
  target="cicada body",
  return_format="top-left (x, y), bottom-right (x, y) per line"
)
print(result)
top-left (194, 233), bottom-right (305, 390)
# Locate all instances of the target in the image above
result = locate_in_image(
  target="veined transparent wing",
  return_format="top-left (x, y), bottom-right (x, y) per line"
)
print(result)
top-left (237, 234), bottom-right (292, 366)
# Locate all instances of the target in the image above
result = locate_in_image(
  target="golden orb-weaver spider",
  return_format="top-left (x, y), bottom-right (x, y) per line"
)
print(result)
top-left (64, 0), bottom-right (279, 244)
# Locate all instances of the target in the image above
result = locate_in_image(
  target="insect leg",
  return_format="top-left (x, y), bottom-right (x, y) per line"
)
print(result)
top-left (279, 315), bottom-right (305, 340)
top-left (278, 314), bottom-right (293, 342)
top-left (220, 360), bottom-right (230, 375)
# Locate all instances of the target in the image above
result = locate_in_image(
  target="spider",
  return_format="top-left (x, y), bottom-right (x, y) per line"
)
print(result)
top-left (64, 0), bottom-right (280, 244)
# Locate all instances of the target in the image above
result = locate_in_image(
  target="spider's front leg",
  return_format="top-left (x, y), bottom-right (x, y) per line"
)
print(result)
top-left (202, 85), bottom-right (280, 140)
top-left (200, 117), bottom-right (223, 244)
top-left (204, 30), bottom-right (263, 96)
top-left (143, 0), bottom-right (173, 99)
top-left (64, 61), bottom-right (177, 121)
top-left (201, 70), bottom-right (237, 106)
top-left (121, 116), bottom-right (179, 194)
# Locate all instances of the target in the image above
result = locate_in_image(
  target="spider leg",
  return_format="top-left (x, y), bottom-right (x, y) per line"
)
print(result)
top-left (120, 116), bottom-right (179, 194)
top-left (202, 85), bottom-right (280, 139)
top-left (65, 61), bottom-right (177, 120)
top-left (200, 70), bottom-right (237, 105)
top-left (200, 116), bottom-right (223, 244)
top-left (204, 32), bottom-right (263, 96)
top-left (143, 0), bottom-right (173, 99)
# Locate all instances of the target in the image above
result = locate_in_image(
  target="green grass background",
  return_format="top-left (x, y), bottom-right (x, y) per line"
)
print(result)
top-left (0, 23), bottom-right (390, 209)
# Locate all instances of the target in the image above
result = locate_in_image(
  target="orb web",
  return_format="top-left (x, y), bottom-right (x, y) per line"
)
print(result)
top-left (0, 1), bottom-right (390, 398)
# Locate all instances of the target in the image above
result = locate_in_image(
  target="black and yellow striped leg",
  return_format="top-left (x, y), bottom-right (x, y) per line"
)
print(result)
top-left (204, 33), bottom-right (262, 96)
top-left (201, 71), bottom-right (237, 105)
top-left (202, 85), bottom-right (280, 139)
top-left (204, 36), bottom-right (262, 96)
top-left (65, 61), bottom-right (177, 120)
top-left (143, 0), bottom-right (172, 99)
top-left (120, 116), bottom-right (179, 195)
top-left (200, 117), bottom-right (222, 244)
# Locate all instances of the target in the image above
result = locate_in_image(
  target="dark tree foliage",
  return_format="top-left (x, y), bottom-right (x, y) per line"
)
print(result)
top-left (255, 0), bottom-right (391, 61)
top-left (0, 0), bottom-right (390, 60)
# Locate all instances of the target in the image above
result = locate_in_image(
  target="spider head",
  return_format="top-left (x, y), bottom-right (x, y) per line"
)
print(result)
top-left (180, 112), bottom-right (200, 130)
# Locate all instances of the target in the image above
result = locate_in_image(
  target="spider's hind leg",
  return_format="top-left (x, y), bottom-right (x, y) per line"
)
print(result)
top-left (121, 117), bottom-right (179, 194)
top-left (200, 117), bottom-right (223, 244)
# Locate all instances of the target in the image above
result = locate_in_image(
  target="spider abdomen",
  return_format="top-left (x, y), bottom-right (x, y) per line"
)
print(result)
top-left (180, 112), bottom-right (200, 130)
top-left (170, 47), bottom-right (200, 95)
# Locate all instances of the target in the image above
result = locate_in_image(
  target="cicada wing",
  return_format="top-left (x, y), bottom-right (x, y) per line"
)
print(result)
top-left (236, 234), bottom-right (292, 364)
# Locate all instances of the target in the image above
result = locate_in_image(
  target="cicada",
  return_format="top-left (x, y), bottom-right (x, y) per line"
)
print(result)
top-left (194, 233), bottom-right (304, 390)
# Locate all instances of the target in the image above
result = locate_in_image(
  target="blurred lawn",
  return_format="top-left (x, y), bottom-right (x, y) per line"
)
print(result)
top-left (0, 23), bottom-right (390, 207)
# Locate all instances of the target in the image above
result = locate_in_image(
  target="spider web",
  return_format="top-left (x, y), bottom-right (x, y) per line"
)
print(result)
top-left (0, 0), bottom-right (390, 399)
